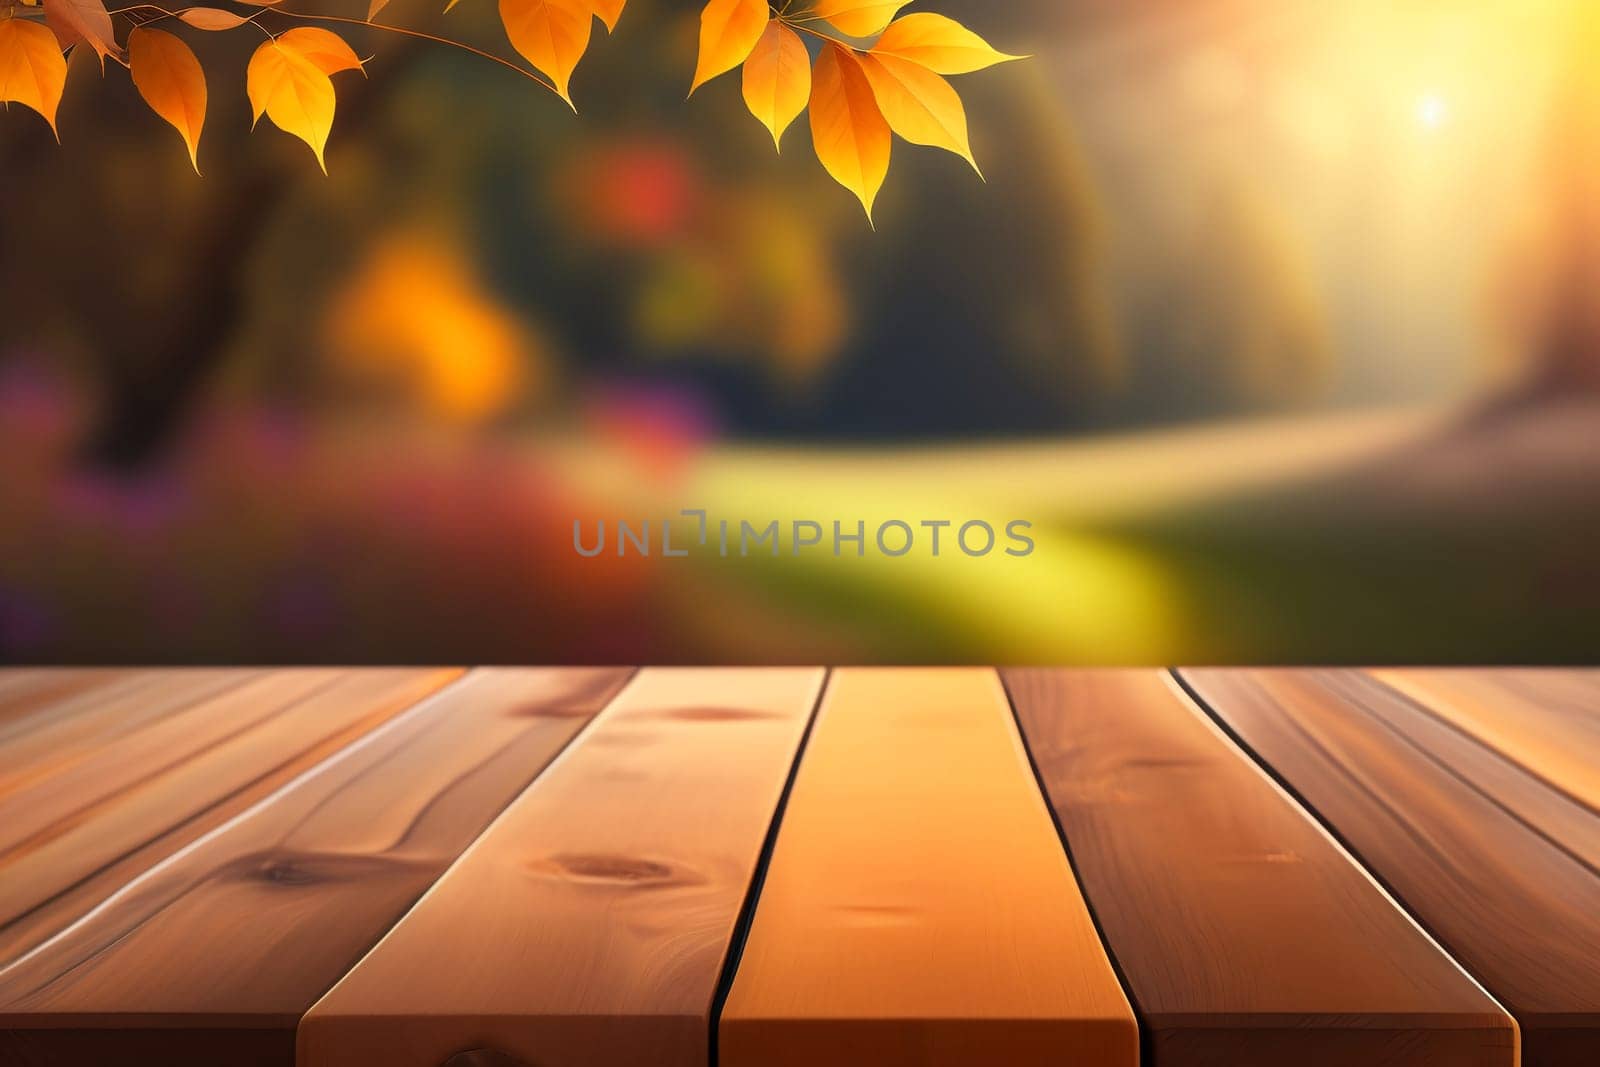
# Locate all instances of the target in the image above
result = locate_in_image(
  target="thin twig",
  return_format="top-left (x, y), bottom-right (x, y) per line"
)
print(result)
top-left (105, 1), bottom-right (558, 95)
top-left (267, 9), bottom-right (558, 95)
top-left (786, 18), bottom-right (854, 50)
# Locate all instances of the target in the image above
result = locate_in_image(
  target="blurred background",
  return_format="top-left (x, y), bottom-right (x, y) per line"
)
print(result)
top-left (2, 0), bottom-right (1597, 664)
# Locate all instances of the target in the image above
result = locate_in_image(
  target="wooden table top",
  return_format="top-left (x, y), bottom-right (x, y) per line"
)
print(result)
top-left (0, 667), bottom-right (1594, 1067)
top-left (722, 670), bottom-right (1137, 1067)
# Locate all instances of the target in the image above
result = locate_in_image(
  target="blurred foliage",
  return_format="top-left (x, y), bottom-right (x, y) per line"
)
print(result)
top-left (4, 1), bottom-right (1600, 663)
top-left (321, 226), bottom-right (544, 422)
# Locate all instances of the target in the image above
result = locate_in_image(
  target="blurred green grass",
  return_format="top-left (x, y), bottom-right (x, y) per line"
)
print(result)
top-left (550, 400), bottom-right (1600, 663)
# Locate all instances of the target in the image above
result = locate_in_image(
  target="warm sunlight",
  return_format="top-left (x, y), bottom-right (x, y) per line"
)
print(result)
top-left (1415, 92), bottom-right (1449, 131)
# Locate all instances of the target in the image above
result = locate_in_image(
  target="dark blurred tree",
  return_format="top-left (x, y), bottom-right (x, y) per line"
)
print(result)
top-left (0, 22), bottom-right (429, 469)
top-left (817, 62), bottom-right (1123, 439)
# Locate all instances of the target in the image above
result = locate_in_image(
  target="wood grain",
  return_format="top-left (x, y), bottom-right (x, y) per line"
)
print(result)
top-left (1183, 669), bottom-right (1600, 1067)
top-left (1371, 669), bottom-right (1600, 813)
top-left (1349, 671), bottom-right (1600, 874)
top-left (0, 669), bottom-right (256, 800)
top-left (298, 667), bottom-right (825, 1067)
top-left (0, 671), bottom-right (151, 735)
top-left (0, 669), bottom-right (460, 965)
top-left (720, 668), bottom-right (1137, 1067)
top-left (1006, 669), bottom-right (1514, 1067)
top-left (0, 668), bottom-right (629, 1067)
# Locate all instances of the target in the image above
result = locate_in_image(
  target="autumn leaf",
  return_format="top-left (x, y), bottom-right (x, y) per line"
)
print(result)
top-left (274, 27), bottom-right (365, 76)
top-left (5, 0), bottom-right (1020, 205)
top-left (498, 0), bottom-right (591, 108)
top-left (177, 7), bottom-right (252, 30)
top-left (689, 0), bottom-right (766, 95)
top-left (869, 13), bottom-right (1022, 75)
top-left (859, 51), bottom-right (977, 174)
top-left (128, 26), bottom-right (206, 172)
top-left (42, 0), bottom-right (118, 67)
top-left (741, 19), bottom-right (808, 151)
top-left (809, 43), bottom-right (889, 224)
top-left (810, 0), bottom-right (910, 39)
top-left (45, 15), bottom-right (82, 53)
top-left (590, 0), bottom-right (624, 33)
top-left (247, 37), bottom-right (338, 171)
top-left (0, 18), bottom-right (68, 136)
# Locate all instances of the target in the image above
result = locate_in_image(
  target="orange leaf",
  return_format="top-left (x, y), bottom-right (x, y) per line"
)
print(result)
top-left (273, 27), bottom-right (364, 76)
top-left (809, 44), bottom-right (889, 224)
top-left (0, 18), bottom-right (68, 136)
top-left (741, 19), bottom-right (808, 152)
top-left (177, 7), bottom-right (250, 29)
top-left (859, 51), bottom-right (977, 174)
top-left (498, 0), bottom-right (591, 107)
top-left (128, 26), bottom-right (206, 172)
top-left (590, 0), bottom-right (624, 33)
top-left (870, 13), bottom-right (1023, 75)
top-left (247, 37), bottom-right (337, 171)
top-left (41, 0), bottom-right (118, 67)
top-left (234, 0), bottom-right (283, 5)
top-left (689, 0), bottom-right (766, 95)
top-left (809, 0), bottom-right (909, 39)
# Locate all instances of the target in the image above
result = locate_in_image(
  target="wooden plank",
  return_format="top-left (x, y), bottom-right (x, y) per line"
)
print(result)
top-left (0, 670), bottom-right (151, 734)
top-left (1183, 669), bottom-right (1600, 1067)
top-left (299, 667), bottom-right (825, 1067)
top-left (1006, 669), bottom-right (1514, 1067)
top-left (720, 668), bottom-right (1137, 1067)
top-left (0, 668), bottom-right (630, 1067)
top-left (1352, 671), bottom-right (1600, 874)
top-left (0, 669), bottom-right (255, 791)
top-left (1370, 669), bottom-right (1600, 813)
top-left (0, 669), bottom-right (458, 964)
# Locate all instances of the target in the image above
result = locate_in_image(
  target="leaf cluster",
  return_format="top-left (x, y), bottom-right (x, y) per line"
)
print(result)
top-left (0, 0), bottom-right (1020, 219)
top-left (699, 1), bottom-right (1021, 221)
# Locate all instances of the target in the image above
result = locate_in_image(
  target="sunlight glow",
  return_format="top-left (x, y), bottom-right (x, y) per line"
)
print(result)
top-left (1416, 92), bottom-right (1450, 130)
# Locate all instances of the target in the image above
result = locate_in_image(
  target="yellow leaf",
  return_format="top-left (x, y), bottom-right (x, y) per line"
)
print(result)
top-left (177, 7), bottom-right (250, 30)
top-left (869, 12), bottom-right (1023, 75)
top-left (590, 0), bottom-right (624, 33)
top-left (274, 27), bottom-right (364, 76)
top-left (41, 0), bottom-right (118, 67)
top-left (689, 0), bottom-right (766, 95)
top-left (809, 44), bottom-right (889, 224)
top-left (0, 18), bottom-right (68, 136)
top-left (498, 0), bottom-right (591, 107)
top-left (859, 51), bottom-right (977, 174)
top-left (810, 0), bottom-right (909, 39)
top-left (247, 38), bottom-right (337, 171)
top-left (741, 19), bottom-right (808, 152)
top-left (128, 26), bottom-right (206, 172)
